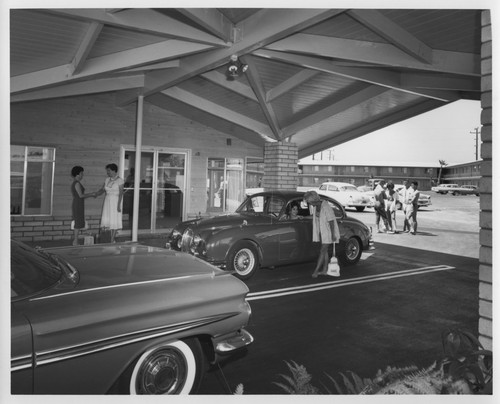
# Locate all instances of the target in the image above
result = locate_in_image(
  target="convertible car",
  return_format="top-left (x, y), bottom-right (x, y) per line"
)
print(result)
top-left (168, 191), bottom-right (374, 280)
top-left (11, 240), bottom-right (253, 394)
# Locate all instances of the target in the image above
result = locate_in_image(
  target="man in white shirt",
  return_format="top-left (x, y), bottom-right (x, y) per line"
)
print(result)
top-left (407, 181), bottom-right (420, 235)
top-left (399, 180), bottom-right (411, 232)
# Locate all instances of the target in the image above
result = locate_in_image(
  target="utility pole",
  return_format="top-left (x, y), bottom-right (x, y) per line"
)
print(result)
top-left (470, 127), bottom-right (480, 161)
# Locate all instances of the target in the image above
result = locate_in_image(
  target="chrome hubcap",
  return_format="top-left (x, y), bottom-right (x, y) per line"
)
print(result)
top-left (136, 348), bottom-right (187, 394)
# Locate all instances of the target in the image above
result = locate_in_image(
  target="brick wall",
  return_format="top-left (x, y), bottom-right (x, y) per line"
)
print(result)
top-left (263, 142), bottom-right (298, 190)
top-left (478, 10), bottom-right (492, 349)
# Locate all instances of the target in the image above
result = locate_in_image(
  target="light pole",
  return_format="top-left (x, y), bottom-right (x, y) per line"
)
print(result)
top-left (470, 127), bottom-right (480, 161)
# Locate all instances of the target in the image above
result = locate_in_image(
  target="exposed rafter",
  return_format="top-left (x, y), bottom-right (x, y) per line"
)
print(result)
top-left (10, 8), bottom-right (481, 156)
top-left (240, 55), bottom-right (282, 140)
top-left (46, 8), bottom-right (228, 46)
top-left (130, 9), bottom-right (344, 104)
top-left (347, 9), bottom-right (433, 64)
top-left (264, 34), bottom-right (480, 76)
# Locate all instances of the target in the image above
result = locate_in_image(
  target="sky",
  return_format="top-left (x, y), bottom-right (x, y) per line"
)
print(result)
top-left (324, 99), bottom-right (483, 167)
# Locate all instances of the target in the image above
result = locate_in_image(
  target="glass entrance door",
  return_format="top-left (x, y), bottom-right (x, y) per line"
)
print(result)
top-left (156, 153), bottom-right (185, 230)
top-left (207, 158), bottom-right (244, 213)
top-left (123, 149), bottom-right (187, 232)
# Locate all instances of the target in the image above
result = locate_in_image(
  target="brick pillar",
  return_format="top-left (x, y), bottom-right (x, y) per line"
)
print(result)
top-left (478, 10), bottom-right (492, 350)
top-left (263, 141), bottom-right (298, 191)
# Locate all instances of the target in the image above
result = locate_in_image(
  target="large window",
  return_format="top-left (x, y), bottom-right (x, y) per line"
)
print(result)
top-left (11, 146), bottom-right (55, 216)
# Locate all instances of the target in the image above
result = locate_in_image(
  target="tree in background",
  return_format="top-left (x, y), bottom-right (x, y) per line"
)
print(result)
top-left (437, 160), bottom-right (448, 184)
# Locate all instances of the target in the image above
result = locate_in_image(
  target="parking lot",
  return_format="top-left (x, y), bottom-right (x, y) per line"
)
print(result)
top-left (197, 191), bottom-right (480, 394)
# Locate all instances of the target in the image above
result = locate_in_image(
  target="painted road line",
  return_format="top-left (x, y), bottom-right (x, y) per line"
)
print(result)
top-left (247, 265), bottom-right (454, 301)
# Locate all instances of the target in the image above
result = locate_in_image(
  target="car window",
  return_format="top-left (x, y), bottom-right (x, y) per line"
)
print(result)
top-left (267, 196), bottom-right (285, 216)
top-left (319, 184), bottom-right (327, 191)
top-left (283, 199), bottom-right (310, 218)
top-left (237, 195), bottom-right (265, 213)
top-left (328, 185), bottom-right (338, 192)
top-left (340, 185), bottom-right (357, 192)
top-left (11, 242), bottom-right (62, 299)
top-left (324, 199), bottom-right (343, 219)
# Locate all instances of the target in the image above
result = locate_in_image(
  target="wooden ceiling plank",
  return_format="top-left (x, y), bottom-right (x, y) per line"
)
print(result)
top-left (297, 99), bottom-right (445, 158)
top-left (178, 8), bottom-right (234, 42)
top-left (265, 34), bottom-right (480, 76)
top-left (148, 93), bottom-right (267, 147)
top-left (283, 85), bottom-right (388, 137)
top-left (161, 87), bottom-right (275, 139)
top-left (200, 71), bottom-right (258, 101)
top-left (137, 9), bottom-right (343, 101)
top-left (11, 40), bottom-right (211, 94)
top-left (240, 55), bottom-right (282, 140)
top-left (255, 50), bottom-right (467, 102)
top-left (47, 8), bottom-right (228, 46)
top-left (348, 9), bottom-right (433, 64)
top-left (267, 69), bottom-right (321, 102)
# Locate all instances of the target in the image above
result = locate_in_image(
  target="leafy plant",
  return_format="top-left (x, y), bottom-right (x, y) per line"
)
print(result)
top-left (440, 328), bottom-right (493, 394)
top-left (238, 328), bottom-right (491, 395)
top-left (273, 360), bottom-right (319, 394)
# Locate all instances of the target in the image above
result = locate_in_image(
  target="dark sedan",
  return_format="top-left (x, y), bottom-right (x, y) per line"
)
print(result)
top-left (11, 240), bottom-right (253, 394)
top-left (169, 191), bottom-right (374, 280)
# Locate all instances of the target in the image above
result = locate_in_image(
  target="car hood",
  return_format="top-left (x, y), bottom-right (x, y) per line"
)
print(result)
top-left (177, 213), bottom-right (265, 231)
top-left (43, 243), bottom-right (223, 292)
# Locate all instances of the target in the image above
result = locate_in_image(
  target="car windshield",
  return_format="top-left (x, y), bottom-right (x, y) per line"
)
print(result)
top-left (11, 241), bottom-right (62, 299)
top-left (236, 194), bottom-right (286, 216)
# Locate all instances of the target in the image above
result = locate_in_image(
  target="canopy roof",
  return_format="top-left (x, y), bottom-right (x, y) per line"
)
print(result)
top-left (10, 8), bottom-right (482, 158)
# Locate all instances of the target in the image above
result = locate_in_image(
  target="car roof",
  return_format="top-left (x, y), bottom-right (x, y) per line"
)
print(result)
top-left (320, 182), bottom-right (356, 187)
top-left (248, 190), bottom-right (306, 198)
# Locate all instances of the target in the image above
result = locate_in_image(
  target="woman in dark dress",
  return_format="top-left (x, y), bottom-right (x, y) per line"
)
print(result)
top-left (71, 166), bottom-right (95, 245)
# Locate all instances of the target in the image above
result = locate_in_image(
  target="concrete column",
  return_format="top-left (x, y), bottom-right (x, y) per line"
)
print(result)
top-left (478, 10), bottom-right (492, 350)
top-left (263, 141), bottom-right (298, 191)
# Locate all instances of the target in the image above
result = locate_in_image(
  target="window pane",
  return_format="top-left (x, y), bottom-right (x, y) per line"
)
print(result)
top-left (11, 160), bottom-right (24, 215)
top-left (27, 147), bottom-right (55, 161)
top-left (24, 161), bottom-right (53, 215)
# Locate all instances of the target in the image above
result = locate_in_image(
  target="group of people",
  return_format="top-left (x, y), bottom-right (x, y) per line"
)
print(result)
top-left (71, 163), bottom-right (124, 245)
top-left (373, 179), bottom-right (420, 235)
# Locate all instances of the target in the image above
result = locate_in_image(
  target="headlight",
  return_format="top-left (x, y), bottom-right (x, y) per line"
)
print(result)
top-left (190, 234), bottom-right (206, 256)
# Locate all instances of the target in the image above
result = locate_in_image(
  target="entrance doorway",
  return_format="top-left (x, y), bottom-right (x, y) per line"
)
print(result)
top-left (207, 158), bottom-right (244, 213)
top-left (122, 147), bottom-right (188, 233)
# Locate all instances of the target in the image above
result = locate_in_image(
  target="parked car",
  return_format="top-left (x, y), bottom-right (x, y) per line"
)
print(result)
top-left (168, 191), bottom-right (374, 280)
top-left (431, 183), bottom-right (459, 194)
top-left (317, 182), bottom-right (374, 212)
top-left (394, 185), bottom-right (432, 209)
top-left (451, 185), bottom-right (480, 196)
top-left (11, 240), bottom-right (253, 394)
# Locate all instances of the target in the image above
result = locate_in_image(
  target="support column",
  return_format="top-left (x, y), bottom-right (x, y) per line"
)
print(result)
top-left (478, 10), bottom-right (492, 349)
top-left (263, 141), bottom-right (298, 191)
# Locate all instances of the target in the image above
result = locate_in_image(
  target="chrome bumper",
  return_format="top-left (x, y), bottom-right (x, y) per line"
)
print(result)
top-left (214, 329), bottom-right (254, 356)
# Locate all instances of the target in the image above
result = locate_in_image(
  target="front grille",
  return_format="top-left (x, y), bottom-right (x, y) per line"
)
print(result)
top-left (181, 228), bottom-right (194, 253)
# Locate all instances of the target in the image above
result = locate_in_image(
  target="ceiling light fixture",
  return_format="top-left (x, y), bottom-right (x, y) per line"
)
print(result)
top-left (226, 55), bottom-right (248, 81)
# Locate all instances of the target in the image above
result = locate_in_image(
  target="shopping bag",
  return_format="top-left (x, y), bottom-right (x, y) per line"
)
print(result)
top-left (327, 244), bottom-right (340, 277)
top-left (96, 229), bottom-right (112, 244)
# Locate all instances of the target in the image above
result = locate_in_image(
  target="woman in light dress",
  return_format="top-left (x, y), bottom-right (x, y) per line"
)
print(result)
top-left (95, 163), bottom-right (124, 243)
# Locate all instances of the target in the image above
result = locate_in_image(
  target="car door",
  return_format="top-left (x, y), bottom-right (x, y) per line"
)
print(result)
top-left (277, 199), bottom-right (315, 262)
top-left (11, 306), bottom-right (34, 394)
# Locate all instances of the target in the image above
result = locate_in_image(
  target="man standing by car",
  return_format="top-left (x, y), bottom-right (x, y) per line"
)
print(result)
top-left (374, 180), bottom-right (389, 233)
top-left (400, 180), bottom-right (411, 232)
top-left (304, 190), bottom-right (340, 278)
top-left (407, 181), bottom-right (420, 235)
